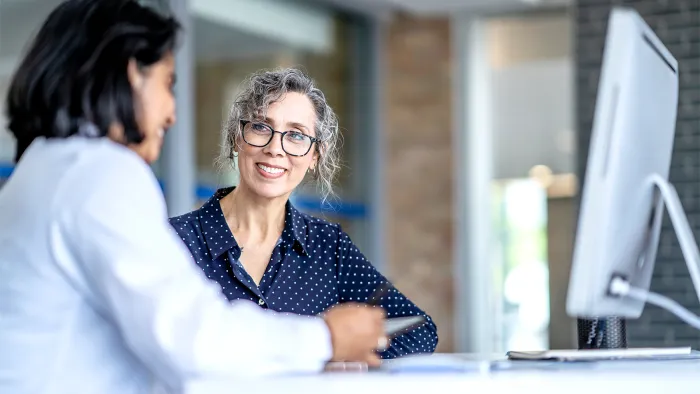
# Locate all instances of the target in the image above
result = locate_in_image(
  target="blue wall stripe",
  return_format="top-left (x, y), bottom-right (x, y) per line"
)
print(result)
top-left (0, 164), bottom-right (12, 178)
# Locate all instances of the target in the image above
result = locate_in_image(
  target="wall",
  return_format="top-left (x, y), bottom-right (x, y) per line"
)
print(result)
top-left (547, 196), bottom-right (577, 349)
top-left (488, 13), bottom-right (572, 68)
top-left (487, 11), bottom-right (575, 180)
top-left (385, 14), bottom-right (454, 352)
top-left (478, 10), bottom-right (575, 352)
top-left (576, 0), bottom-right (700, 347)
top-left (490, 59), bottom-right (575, 179)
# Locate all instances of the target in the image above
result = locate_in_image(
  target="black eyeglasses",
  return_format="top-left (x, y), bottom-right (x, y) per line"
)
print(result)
top-left (240, 120), bottom-right (319, 157)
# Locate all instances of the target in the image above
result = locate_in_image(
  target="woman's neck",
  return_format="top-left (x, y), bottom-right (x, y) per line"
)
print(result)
top-left (221, 185), bottom-right (287, 247)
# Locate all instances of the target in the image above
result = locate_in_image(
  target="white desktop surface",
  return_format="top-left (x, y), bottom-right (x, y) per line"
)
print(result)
top-left (185, 356), bottom-right (700, 394)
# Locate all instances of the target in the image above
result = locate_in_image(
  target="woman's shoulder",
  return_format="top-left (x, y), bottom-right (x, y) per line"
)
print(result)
top-left (168, 210), bottom-right (203, 243)
top-left (169, 191), bottom-right (224, 230)
top-left (46, 137), bottom-right (161, 204)
top-left (169, 210), bottom-right (199, 226)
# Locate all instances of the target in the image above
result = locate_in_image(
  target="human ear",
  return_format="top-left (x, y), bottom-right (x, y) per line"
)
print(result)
top-left (127, 59), bottom-right (145, 90)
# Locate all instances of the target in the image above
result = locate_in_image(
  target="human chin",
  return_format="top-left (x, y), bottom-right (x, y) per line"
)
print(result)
top-left (248, 182), bottom-right (292, 199)
top-left (244, 168), bottom-right (289, 197)
top-left (144, 144), bottom-right (162, 163)
top-left (128, 140), bottom-right (159, 164)
top-left (141, 136), bottom-right (164, 163)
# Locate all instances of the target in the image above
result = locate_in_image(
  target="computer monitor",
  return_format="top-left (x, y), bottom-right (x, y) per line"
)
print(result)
top-left (566, 7), bottom-right (700, 320)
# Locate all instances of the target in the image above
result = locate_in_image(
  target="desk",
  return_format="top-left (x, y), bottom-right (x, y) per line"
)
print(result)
top-left (185, 357), bottom-right (700, 394)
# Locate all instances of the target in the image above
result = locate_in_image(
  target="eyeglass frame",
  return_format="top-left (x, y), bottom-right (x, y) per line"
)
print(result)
top-left (239, 120), bottom-right (319, 157)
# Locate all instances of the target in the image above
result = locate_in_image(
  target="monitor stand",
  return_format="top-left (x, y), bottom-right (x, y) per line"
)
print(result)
top-left (577, 317), bottom-right (626, 349)
top-left (576, 173), bottom-right (700, 352)
top-left (648, 173), bottom-right (700, 300)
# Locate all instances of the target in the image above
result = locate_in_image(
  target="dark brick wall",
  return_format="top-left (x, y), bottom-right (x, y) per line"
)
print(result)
top-left (576, 0), bottom-right (700, 347)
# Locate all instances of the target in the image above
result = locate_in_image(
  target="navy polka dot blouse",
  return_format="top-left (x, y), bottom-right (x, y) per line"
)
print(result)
top-left (169, 187), bottom-right (438, 359)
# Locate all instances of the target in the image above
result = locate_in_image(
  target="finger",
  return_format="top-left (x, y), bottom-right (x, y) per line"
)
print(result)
top-left (369, 306), bottom-right (386, 319)
top-left (374, 313), bottom-right (385, 333)
top-left (365, 353), bottom-right (381, 368)
top-left (376, 336), bottom-right (390, 351)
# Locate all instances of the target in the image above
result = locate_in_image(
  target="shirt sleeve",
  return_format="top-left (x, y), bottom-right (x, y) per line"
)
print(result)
top-left (334, 227), bottom-right (439, 358)
top-left (57, 150), bottom-right (332, 386)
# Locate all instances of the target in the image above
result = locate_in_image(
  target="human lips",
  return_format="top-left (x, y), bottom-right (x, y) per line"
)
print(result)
top-left (256, 162), bottom-right (287, 178)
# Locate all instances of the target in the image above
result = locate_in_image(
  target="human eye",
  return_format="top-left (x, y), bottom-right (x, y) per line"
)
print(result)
top-left (251, 122), bottom-right (271, 134)
top-left (286, 131), bottom-right (307, 143)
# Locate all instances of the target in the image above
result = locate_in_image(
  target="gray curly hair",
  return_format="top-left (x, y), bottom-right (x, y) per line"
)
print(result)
top-left (219, 68), bottom-right (341, 201)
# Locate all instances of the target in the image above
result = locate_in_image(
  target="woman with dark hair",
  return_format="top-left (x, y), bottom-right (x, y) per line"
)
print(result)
top-left (0, 1), bottom-right (386, 393)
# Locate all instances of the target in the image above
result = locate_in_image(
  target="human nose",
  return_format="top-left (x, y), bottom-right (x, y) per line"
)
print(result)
top-left (166, 112), bottom-right (176, 128)
top-left (263, 131), bottom-right (285, 156)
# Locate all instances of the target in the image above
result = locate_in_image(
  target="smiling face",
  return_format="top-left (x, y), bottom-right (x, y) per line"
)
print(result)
top-left (126, 53), bottom-right (177, 163)
top-left (236, 92), bottom-right (319, 200)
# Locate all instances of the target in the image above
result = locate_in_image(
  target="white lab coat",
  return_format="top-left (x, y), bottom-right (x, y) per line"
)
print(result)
top-left (0, 137), bottom-right (331, 394)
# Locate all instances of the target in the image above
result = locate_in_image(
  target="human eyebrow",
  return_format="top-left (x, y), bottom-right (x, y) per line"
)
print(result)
top-left (262, 117), bottom-right (311, 136)
top-left (288, 122), bottom-right (311, 135)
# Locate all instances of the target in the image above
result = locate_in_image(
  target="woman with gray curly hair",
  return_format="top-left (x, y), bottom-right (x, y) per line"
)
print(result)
top-left (170, 68), bottom-right (438, 359)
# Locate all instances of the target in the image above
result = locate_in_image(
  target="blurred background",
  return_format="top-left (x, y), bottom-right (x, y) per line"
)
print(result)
top-left (1, 0), bottom-right (698, 354)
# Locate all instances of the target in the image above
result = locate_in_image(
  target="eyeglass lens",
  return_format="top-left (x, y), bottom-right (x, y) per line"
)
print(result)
top-left (243, 122), bottom-right (313, 156)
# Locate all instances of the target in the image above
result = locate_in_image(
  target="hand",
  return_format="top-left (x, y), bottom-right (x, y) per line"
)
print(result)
top-left (322, 303), bottom-right (387, 367)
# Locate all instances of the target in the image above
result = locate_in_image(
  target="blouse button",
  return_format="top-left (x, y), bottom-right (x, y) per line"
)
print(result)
top-left (258, 299), bottom-right (265, 306)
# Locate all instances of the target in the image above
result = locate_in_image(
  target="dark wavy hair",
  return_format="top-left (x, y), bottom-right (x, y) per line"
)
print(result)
top-left (5, 0), bottom-right (181, 162)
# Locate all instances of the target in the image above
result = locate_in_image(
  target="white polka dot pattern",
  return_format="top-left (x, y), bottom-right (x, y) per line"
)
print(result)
top-left (169, 187), bottom-right (438, 358)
